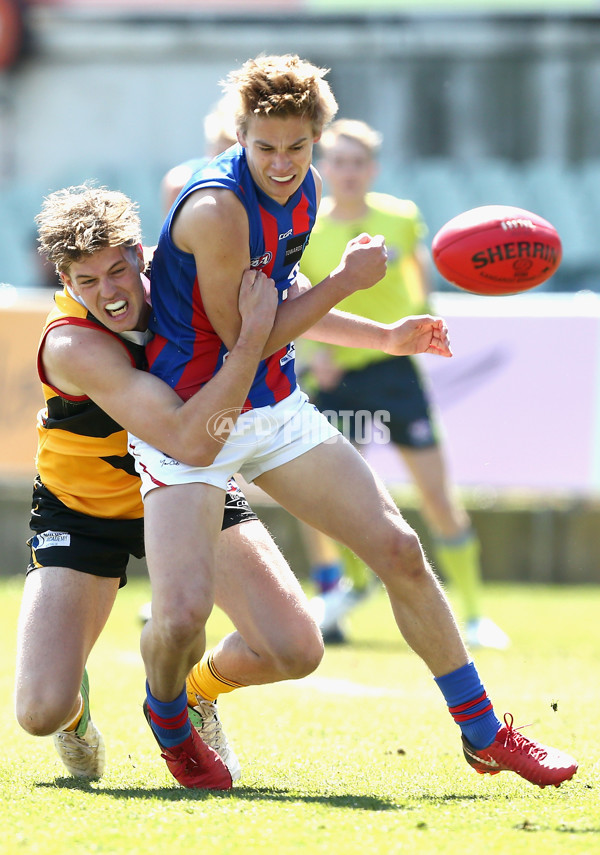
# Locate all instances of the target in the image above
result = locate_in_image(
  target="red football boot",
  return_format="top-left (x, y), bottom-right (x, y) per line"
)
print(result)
top-left (143, 700), bottom-right (232, 790)
top-left (463, 713), bottom-right (578, 788)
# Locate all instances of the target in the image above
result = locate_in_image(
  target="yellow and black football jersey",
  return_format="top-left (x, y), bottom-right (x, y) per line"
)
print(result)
top-left (35, 288), bottom-right (146, 520)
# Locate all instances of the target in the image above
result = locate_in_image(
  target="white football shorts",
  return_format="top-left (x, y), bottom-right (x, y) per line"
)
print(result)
top-left (128, 386), bottom-right (339, 499)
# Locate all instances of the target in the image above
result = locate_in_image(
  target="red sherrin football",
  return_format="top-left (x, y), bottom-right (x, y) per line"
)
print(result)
top-left (431, 205), bottom-right (562, 295)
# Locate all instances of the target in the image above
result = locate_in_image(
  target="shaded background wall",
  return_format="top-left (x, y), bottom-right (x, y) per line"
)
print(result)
top-left (2, 5), bottom-right (600, 291)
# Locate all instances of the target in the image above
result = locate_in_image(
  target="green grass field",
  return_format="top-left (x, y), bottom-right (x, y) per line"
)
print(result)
top-left (1, 575), bottom-right (598, 855)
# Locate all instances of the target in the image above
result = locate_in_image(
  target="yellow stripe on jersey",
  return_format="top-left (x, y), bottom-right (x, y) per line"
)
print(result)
top-left (35, 287), bottom-right (144, 520)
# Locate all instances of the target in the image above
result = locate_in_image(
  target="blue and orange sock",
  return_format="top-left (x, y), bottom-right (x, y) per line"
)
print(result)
top-left (145, 682), bottom-right (191, 749)
top-left (435, 661), bottom-right (501, 749)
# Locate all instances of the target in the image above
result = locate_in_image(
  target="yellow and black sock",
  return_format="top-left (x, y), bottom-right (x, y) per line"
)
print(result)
top-left (187, 650), bottom-right (245, 705)
top-left (61, 693), bottom-right (84, 733)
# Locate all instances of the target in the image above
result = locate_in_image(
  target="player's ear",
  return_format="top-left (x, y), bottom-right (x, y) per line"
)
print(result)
top-left (236, 129), bottom-right (247, 148)
top-left (135, 243), bottom-right (145, 271)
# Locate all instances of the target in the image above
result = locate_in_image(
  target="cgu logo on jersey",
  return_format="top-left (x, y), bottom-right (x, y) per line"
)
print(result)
top-left (250, 252), bottom-right (272, 269)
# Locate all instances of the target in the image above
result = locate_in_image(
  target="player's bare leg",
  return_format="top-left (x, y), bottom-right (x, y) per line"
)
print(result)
top-left (210, 519), bottom-right (324, 685)
top-left (400, 444), bottom-right (469, 539)
top-left (141, 482), bottom-right (225, 700)
top-left (184, 518), bottom-right (324, 783)
top-left (15, 567), bottom-right (116, 777)
top-left (257, 435), bottom-right (468, 677)
top-left (16, 567), bottom-right (116, 735)
top-left (254, 435), bottom-right (577, 788)
top-left (141, 482), bottom-right (232, 789)
top-left (401, 444), bottom-right (509, 649)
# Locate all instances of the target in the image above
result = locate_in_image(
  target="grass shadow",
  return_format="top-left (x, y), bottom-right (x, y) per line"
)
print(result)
top-left (38, 779), bottom-right (495, 810)
top-left (38, 778), bottom-right (402, 808)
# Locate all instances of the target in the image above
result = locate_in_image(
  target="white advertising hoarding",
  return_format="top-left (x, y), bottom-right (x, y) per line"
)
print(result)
top-left (365, 292), bottom-right (600, 496)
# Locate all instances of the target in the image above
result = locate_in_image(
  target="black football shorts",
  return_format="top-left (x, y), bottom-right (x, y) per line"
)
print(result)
top-left (26, 476), bottom-right (258, 587)
top-left (314, 355), bottom-right (439, 449)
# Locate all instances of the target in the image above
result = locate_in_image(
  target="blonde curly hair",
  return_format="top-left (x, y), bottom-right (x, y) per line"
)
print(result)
top-left (36, 184), bottom-right (142, 273)
top-left (222, 54), bottom-right (338, 137)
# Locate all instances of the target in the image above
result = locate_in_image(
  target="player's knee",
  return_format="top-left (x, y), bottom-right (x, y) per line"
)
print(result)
top-left (379, 525), bottom-right (427, 584)
top-left (151, 596), bottom-right (213, 650)
top-left (15, 690), bottom-right (73, 737)
top-left (287, 629), bottom-right (324, 678)
top-left (270, 622), bottom-right (324, 679)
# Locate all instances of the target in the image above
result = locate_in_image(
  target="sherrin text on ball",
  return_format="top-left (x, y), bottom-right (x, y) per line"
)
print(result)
top-left (431, 204), bottom-right (562, 295)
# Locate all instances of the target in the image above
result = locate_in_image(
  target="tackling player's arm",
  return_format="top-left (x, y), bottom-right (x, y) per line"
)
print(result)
top-left (41, 269), bottom-right (277, 466)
